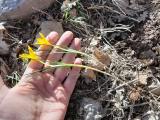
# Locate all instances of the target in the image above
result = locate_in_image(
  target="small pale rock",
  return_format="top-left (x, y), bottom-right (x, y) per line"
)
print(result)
top-left (0, 23), bottom-right (9, 55)
top-left (80, 98), bottom-right (103, 120)
top-left (136, 72), bottom-right (148, 85)
top-left (36, 20), bottom-right (63, 39)
top-left (0, 23), bottom-right (5, 30)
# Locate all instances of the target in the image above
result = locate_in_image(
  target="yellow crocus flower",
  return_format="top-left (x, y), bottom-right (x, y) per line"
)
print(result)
top-left (35, 32), bottom-right (52, 46)
top-left (19, 46), bottom-right (40, 61)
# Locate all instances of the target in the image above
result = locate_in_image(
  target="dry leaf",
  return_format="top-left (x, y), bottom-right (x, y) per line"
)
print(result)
top-left (90, 37), bottom-right (100, 47)
top-left (82, 69), bottom-right (96, 80)
top-left (151, 87), bottom-right (160, 96)
top-left (93, 48), bottom-right (111, 67)
top-left (61, 0), bottom-right (78, 11)
top-left (128, 87), bottom-right (142, 102)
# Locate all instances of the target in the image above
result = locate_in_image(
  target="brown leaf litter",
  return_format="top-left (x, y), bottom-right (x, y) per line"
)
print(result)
top-left (81, 69), bottom-right (96, 81)
top-left (88, 48), bottom-right (111, 70)
top-left (128, 87), bottom-right (142, 102)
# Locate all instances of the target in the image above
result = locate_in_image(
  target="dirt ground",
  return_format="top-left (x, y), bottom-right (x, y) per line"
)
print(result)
top-left (0, 0), bottom-right (160, 120)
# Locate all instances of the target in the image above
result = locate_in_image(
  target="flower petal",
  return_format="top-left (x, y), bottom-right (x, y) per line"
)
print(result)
top-left (35, 32), bottom-right (52, 46)
top-left (19, 46), bottom-right (40, 61)
top-left (28, 46), bottom-right (35, 55)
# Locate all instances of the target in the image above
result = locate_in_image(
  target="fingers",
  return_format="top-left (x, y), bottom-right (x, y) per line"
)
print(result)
top-left (0, 76), bottom-right (5, 88)
top-left (54, 38), bottom-right (81, 82)
top-left (0, 76), bottom-right (9, 103)
top-left (63, 58), bottom-right (82, 96)
top-left (45, 31), bottom-right (74, 72)
top-left (24, 32), bottom-right (59, 74)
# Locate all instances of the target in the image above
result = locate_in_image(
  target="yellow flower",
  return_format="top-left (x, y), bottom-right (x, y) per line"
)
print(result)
top-left (35, 32), bottom-right (52, 46)
top-left (19, 46), bottom-right (40, 61)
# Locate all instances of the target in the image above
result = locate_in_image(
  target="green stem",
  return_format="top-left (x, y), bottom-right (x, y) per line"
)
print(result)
top-left (47, 63), bottom-right (111, 77)
top-left (51, 45), bottom-right (107, 68)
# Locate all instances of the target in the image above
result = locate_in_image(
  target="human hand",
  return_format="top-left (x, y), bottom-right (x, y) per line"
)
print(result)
top-left (0, 31), bottom-right (81, 120)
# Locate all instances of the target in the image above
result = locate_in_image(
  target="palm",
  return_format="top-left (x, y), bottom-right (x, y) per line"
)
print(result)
top-left (0, 31), bottom-right (81, 120)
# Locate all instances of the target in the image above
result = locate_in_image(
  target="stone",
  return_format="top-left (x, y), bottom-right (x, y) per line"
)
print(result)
top-left (0, 0), bottom-right (55, 20)
top-left (139, 50), bottom-right (156, 59)
top-left (0, 23), bottom-right (9, 55)
top-left (36, 20), bottom-right (63, 39)
top-left (0, 40), bottom-right (9, 55)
